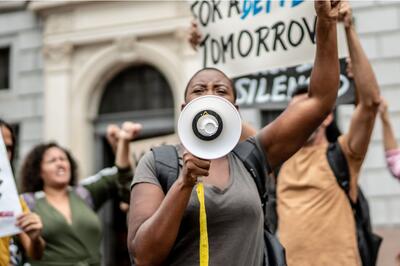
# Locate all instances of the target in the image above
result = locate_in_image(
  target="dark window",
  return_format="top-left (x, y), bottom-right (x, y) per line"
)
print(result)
top-left (99, 64), bottom-right (173, 114)
top-left (0, 47), bottom-right (10, 90)
top-left (96, 64), bottom-right (175, 266)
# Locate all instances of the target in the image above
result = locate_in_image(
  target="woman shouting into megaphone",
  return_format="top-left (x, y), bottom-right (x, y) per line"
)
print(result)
top-left (128, 1), bottom-right (342, 265)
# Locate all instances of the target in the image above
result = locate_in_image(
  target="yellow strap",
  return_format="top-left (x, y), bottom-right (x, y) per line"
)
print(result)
top-left (196, 182), bottom-right (209, 266)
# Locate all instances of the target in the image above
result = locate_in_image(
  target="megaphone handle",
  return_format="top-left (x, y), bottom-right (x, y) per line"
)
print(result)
top-left (196, 181), bottom-right (209, 266)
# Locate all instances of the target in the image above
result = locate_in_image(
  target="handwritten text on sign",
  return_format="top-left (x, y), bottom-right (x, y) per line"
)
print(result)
top-left (235, 58), bottom-right (355, 108)
top-left (190, 0), bottom-right (348, 78)
top-left (0, 132), bottom-right (22, 238)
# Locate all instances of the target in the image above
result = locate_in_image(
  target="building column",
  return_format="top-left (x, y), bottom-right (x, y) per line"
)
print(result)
top-left (42, 43), bottom-right (73, 148)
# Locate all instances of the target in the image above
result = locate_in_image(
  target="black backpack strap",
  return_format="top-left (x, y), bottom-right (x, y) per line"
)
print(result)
top-left (152, 145), bottom-right (180, 194)
top-left (233, 138), bottom-right (285, 266)
top-left (326, 141), bottom-right (350, 195)
top-left (232, 138), bottom-right (270, 210)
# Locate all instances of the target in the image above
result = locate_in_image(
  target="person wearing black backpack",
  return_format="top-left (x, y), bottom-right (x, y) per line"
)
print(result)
top-left (127, 1), bottom-right (343, 265)
top-left (276, 1), bottom-right (382, 266)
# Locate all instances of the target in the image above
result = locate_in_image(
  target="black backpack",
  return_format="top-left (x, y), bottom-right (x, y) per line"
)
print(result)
top-left (152, 138), bottom-right (286, 266)
top-left (326, 142), bottom-right (382, 266)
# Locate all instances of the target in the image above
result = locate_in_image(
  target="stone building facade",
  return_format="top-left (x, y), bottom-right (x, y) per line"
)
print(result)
top-left (0, 1), bottom-right (399, 265)
top-left (0, 0), bottom-right (43, 166)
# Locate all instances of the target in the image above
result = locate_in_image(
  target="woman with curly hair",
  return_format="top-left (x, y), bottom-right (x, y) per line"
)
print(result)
top-left (19, 122), bottom-right (141, 266)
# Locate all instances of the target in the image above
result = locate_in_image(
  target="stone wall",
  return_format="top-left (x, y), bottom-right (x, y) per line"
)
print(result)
top-left (0, 5), bottom-right (43, 170)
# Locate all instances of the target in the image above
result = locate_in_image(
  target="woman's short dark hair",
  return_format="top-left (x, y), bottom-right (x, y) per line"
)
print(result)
top-left (20, 142), bottom-right (78, 193)
top-left (0, 118), bottom-right (16, 163)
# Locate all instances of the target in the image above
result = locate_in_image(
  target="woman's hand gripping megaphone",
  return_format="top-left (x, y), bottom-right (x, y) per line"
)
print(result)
top-left (180, 151), bottom-right (210, 188)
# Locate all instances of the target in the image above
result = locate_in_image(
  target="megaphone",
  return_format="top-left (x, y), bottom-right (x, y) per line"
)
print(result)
top-left (178, 95), bottom-right (242, 160)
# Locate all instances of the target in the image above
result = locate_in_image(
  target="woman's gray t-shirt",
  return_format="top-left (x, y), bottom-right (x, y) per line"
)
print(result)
top-left (131, 144), bottom-right (264, 266)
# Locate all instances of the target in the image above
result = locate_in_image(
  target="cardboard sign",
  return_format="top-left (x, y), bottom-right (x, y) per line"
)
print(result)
top-left (234, 58), bottom-right (355, 108)
top-left (0, 132), bottom-right (22, 238)
top-left (190, 0), bottom-right (348, 78)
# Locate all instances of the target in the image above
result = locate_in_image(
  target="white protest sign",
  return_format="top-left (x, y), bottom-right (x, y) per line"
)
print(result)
top-left (190, 0), bottom-right (348, 78)
top-left (0, 132), bottom-right (22, 238)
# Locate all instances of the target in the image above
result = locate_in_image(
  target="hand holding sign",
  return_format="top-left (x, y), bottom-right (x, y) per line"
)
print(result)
top-left (314, 0), bottom-right (341, 21)
top-left (0, 131), bottom-right (22, 238)
top-left (16, 212), bottom-right (43, 241)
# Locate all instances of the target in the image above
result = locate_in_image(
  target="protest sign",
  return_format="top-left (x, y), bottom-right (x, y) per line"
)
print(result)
top-left (234, 58), bottom-right (355, 108)
top-left (190, 0), bottom-right (348, 78)
top-left (0, 132), bottom-right (22, 238)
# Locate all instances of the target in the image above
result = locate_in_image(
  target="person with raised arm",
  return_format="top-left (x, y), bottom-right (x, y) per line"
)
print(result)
top-left (19, 122), bottom-right (141, 266)
top-left (127, 1), bottom-right (341, 265)
top-left (276, 1), bottom-right (381, 265)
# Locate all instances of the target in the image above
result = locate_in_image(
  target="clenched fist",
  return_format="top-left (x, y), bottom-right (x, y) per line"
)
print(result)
top-left (180, 152), bottom-right (210, 188)
top-left (119, 122), bottom-right (142, 141)
top-left (315, 0), bottom-right (341, 21)
top-left (338, 0), bottom-right (353, 28)
top-left (188, 20), bottom-right (202, 51)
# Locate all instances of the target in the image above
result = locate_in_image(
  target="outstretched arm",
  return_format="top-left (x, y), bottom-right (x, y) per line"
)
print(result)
top-left (115, 122), bottom-right (142, 205)
top-left (115, 122), bottom-right (142, 169)
top-left (379, 98), bottom-right (400, 179)
top-left (341, 0), bottom-right (380, 158)
top-left (106, 124), bottom-right (119, 154)
top-left (82, 122), bottom-right (142, 209)
top-left (128, 153), bottom-right (210, 265)
top-left (259, 0), bottom-right (341, 169)
top-left (240, 122), bottom-right (257, 141)
top-left (379, 98), bottom-right (397, 152)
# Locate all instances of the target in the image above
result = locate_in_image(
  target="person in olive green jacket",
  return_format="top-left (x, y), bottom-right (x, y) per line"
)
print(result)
top-left (19, 122), bottom-right (141, 266)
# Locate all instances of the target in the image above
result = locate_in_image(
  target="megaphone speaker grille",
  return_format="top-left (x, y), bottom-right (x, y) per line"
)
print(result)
top-left (192, 110), bottom-right (223, 141)
top-left (178, 95), bottom-right (242, 160)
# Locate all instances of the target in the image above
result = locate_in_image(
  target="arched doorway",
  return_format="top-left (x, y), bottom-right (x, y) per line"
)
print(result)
top-left (94, 64), bottom-right (175, 265)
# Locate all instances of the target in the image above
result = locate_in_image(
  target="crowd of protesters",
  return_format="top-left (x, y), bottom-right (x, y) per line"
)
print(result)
top-left (1, 0), bottom-right (400, 266)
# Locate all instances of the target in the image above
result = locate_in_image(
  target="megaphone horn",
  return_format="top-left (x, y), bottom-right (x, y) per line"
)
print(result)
top-left (178, 95), bottom-right (242, 160)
